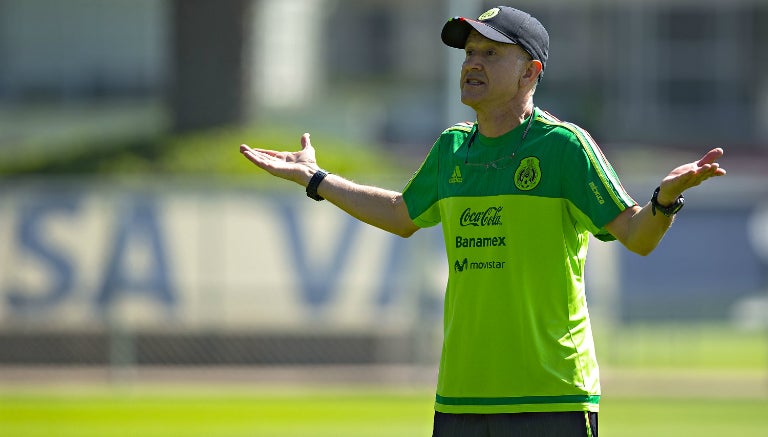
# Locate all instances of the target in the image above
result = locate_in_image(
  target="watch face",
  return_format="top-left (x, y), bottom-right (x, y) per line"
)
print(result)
top-left (662, 197), bottom-right (683, 216)
top-left (671, 196), bottom-right (684, 213)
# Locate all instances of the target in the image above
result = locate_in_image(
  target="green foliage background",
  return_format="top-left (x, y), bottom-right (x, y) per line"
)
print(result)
top-left (0, 123), bottom-right (412, 182)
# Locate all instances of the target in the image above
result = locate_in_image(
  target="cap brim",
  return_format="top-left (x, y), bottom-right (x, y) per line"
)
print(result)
top-left (441, 17), bottom-right (516, 49)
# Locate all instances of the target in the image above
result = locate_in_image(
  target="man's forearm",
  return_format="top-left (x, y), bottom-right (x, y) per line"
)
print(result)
top-left (315, 173), bottom-right (419, 238)
top-left (621, 202), bottom-right (675, 256)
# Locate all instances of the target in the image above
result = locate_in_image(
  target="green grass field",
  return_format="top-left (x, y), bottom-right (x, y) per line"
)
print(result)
top-left (2, 385), bottom-right (767, 437)
top-left (1, 324), bottom-right (766, 436)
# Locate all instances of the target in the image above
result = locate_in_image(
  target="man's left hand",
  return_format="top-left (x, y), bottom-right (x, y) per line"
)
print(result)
top-left (657, 148), bottom-right (726, 204)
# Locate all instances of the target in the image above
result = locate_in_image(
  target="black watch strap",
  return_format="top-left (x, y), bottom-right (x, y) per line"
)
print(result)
top-left (651, 186), bottom-right (684, 217)
top-left (306, 169), bottom-right (329, 201)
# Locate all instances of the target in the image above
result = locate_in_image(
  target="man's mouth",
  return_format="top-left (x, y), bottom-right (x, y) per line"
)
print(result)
top-left (464, 78), bottom-right (485, 86)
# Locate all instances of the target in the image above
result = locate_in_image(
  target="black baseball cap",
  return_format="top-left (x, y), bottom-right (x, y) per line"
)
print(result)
top-left (441, 6), bottom-right (549, 79)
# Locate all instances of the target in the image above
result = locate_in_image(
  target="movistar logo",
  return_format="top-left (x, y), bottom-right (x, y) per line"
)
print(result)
top-left (449, 166), bottom-right (463, 184)
top-left (454, 257), bottom-right (506, 272)
top-left (459, 206), bottom-right (503, 227)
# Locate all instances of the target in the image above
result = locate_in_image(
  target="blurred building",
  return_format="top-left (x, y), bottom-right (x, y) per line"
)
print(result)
top-left (0, 0), bottom-right (167, 101)
top-left (0, 0), bottom-right (766, 146)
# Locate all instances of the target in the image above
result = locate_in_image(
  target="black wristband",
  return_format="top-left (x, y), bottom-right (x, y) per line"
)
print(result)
top-left (306, 169), bottom-right (329, 201)
top-left (651, 186), bottom-right (684, 217)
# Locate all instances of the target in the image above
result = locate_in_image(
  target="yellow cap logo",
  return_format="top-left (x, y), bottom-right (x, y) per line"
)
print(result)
top-left (478, 8), bottom-right (500, 21)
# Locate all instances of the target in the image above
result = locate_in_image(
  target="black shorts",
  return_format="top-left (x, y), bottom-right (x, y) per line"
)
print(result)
top-left (432, 411), bottom-right (598, 437)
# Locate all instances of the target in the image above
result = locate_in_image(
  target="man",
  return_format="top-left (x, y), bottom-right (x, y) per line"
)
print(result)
top-left (240, 6), bottom-right (725, 437)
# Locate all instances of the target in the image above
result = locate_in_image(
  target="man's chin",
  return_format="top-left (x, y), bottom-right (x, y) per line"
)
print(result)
top-left (460, 95), bottom-right (481, 111)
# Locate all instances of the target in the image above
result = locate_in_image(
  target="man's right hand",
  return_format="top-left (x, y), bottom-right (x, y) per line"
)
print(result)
top-left (240, 133), bottom-right (419, 238)
top-left (240, 133), bottom-right (319, 186)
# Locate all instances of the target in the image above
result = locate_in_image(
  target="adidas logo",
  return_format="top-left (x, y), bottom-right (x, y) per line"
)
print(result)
top-left (449, 166), bottom-right (463, 184)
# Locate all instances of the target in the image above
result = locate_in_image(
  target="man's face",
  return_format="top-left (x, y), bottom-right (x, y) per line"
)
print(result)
top-left (460, 30), bottom-right (532, 111)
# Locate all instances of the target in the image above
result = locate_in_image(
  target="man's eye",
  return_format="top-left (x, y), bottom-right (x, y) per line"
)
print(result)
top-left (486, 50), bottom-right (496, 56)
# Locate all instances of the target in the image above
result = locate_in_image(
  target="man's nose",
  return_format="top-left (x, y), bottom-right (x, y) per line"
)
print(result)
top-left (463, 56), bottom-right (482, 70)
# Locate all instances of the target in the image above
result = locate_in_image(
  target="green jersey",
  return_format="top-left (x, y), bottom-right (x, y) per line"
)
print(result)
top-left (402, 108), bottom-right (635, 414)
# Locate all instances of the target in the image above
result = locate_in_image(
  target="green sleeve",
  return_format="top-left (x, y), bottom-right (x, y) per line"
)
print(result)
top-left (402, 139), bottom-right (442, 228)
top-left (560, 128), bottom-right (636, 241)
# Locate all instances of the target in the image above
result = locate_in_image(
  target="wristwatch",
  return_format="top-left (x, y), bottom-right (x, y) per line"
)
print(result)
top-left (651, 186), bottom-right (684, 217)
top-left (306, 169), bottom-right (329, 201)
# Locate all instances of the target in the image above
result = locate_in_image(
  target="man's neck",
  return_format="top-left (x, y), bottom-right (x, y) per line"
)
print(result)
top-left (475, 101), bottom-right (534, 138)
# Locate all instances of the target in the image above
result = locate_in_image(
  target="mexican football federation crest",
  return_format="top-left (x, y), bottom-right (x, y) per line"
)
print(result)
top-left (478, 8), bottom-right (500, 20)
top-left (514, 156), bottom-right (541, 191)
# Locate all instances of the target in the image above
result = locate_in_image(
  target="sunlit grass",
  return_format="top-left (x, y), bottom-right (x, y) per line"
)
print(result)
top-left (2, 385), bottom-right (766, 437)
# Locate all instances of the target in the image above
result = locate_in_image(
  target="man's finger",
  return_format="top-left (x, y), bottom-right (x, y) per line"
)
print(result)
top-left (300, 133), bottom-right (311, 151)
top-left (697, 147), bottom-right (724, 166)
top-left (240, 145), bottom-right (277, 166)
top-left (258, 149), bottom-right (284, 159)
top-left (240, 148), bottom-right (263, 165)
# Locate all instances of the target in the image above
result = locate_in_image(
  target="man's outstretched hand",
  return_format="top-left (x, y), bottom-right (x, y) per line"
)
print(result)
top-left (657, 148), bottom-right (726, 204)
top-left (240, 133), bottom-right (318, 185)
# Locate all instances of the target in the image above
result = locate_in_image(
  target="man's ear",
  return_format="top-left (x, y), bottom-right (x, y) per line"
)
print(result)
top-left (521, 60), bottom-right (543, 86)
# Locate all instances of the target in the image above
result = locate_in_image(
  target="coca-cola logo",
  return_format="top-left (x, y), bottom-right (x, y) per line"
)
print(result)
top-left (459, 207), bottom-right (503, 227)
